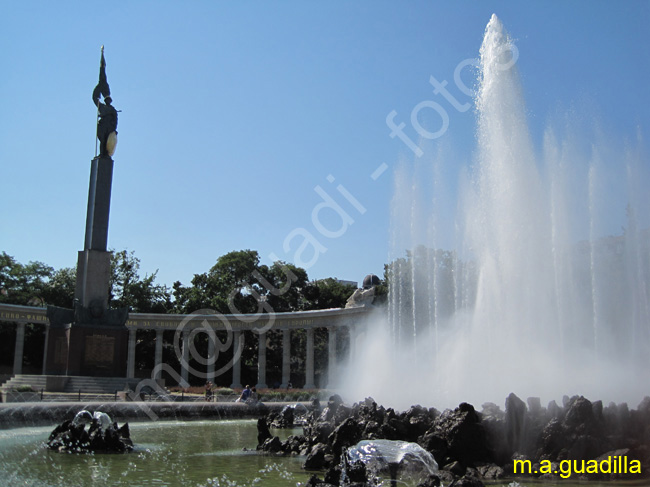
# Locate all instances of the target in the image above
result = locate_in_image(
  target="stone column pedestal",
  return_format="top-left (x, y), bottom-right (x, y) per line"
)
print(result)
top-left (12, 323), bottom-right (25, 375)
top-left (304, 328), bottom-right (316, 389)
top-left (280, 329), bottom-right (291, 388)
top-left (256, 332), bottom-right (268, 389)
top-left (230, 331), bottom-right (243, 389)
top-left (154, 329), bottom-right (164, 381)
top-left (327, 327), bottom-right (337, 389)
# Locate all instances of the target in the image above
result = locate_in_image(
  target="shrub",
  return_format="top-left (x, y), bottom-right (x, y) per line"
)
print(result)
top-left (15, 385), bottom-right (35, 392)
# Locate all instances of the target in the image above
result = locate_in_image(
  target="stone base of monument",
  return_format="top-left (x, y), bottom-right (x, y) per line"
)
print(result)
top-left (45, 303), bottom-right (129, 377)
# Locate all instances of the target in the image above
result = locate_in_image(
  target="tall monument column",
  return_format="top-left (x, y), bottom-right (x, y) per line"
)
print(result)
top-left (45, 47), bottom-right (128, 378)
top-left (75, 156), bottom-right (114, 310)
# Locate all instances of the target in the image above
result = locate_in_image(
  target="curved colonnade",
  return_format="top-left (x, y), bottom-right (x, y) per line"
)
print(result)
top-left (0, 303), bottom-right (372, 389)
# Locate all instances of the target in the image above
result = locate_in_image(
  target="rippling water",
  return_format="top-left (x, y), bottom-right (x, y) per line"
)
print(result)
top-left (0, 419), bottom-right (311, 487)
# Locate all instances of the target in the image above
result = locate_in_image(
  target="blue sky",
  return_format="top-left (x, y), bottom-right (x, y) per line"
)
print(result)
top-left (1, 1), bottom-right (649, 289)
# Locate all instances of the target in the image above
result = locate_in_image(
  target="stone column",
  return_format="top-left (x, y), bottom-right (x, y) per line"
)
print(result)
top-left (154, 329), bottom-right (164, 382)
top-left (13, 323), bottom-right (25, 375)
top-left (256, 332), bottom-right (268, 389)
top-left (126, 328), bottom-right (137, 379)
top-left (327, 327), bottom-right (337, 388)
top-left (207, 331), bottom-right (216, 384)
top-left (41, 325), bottom-right (49, 375)
top-left (348, 326), bottom-right (356, 363)
top-left (230, 331), bottom-right (243, 389)
top-left (304, 327), bottom-right (316, 389)
top-left (181, 331), bottom-right (190, 385)
top-left (280, 329), bottom-right (291, 388)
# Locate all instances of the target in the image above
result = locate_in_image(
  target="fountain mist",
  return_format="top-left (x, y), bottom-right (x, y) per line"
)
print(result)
top-left (343, 14), bottom-right (650, 410)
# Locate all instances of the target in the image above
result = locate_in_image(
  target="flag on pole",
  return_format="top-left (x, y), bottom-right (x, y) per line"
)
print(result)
top-left (93, 46), bottom-right (111, 104)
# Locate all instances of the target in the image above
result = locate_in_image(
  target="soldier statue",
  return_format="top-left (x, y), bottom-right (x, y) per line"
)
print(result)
top-left (92, 47), bottom-right (118, 157)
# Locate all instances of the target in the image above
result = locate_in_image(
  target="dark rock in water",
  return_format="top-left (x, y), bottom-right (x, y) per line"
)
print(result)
top-left (256, 416), bottom-right (272, 448)
top-left (272, 405), bottom-right (294, 428)
top-left (261, 436), bottom-right (283, 453)
top-left (454, 473), bottom-right (486, 487)
top-left (547, 400), bottom-right (562, 419)
top-left (590, 448), bottom-right (643, 480)
top-left (405, 405), bottom-right (434, 441)
top-left (324, 465), bottom-right (341, 485)
top-left (592, 400), bottom-right (603, 421)
top-left (304, 442), bottom-right (329, 470)
top-left (480, 402), bottom-right (504, 420)
top-left (343, 460), bottom-right (367, 484)
top-left (329, 416), bottom-right (362, 459)
top-left (564, 396), bottom-right (595, 430)
top-left (527, 397), bottom-right (542, 415)
top-left (245, 394), bottom-right (650, 483)
top-left (429, 402), bottom-right (491, 465)
top-left (417, 429), bottom-right (448, 464)
top-left (282, 434), bottom-right (306, 455)
top-left (311, 397), bottom-right (322, 413)
top-left (505, 393), bottom-right (527, 453)
top-left (417, 474), bottom-right (441, 487)
top-left (328, 394), bottom-right (343, 408)
top-left (538, 418), bottom-right (565, 459)
top-left (319, 394), bottom-right (343, 420)
top-left (443, 459), bottom-right (466, 476)
top-left (475, 463), bottom-right (505, 479)
top-left (47, 411), bottom-right (132, 453)
top-left (303, 473), bottom-right (336, 487)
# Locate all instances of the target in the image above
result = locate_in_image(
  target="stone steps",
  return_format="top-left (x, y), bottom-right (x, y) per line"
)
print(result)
top-left (1, 374), bottom-right (49, 391)
top-left (0, 374), bottom-right (156, 394)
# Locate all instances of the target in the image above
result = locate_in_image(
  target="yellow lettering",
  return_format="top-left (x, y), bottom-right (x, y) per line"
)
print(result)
top-left (559, 460), bottom-right (572, 478)
top-left (630, 460), bottom-right (641, 474)
top-left (539, 460), bottom-right (552, 474)
top-left (600, 457), bottom-right (611, 473)
top-left (513, 459), bottom-right (531, 474)
top-left (586, 460), bottom-right (598, 474)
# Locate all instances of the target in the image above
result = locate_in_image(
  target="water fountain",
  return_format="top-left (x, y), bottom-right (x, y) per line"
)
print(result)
top-left (344, 14), bottom-right (650, 410)
top-left (344, 439), bottom-right (438, 486)
top-left (1, 13), bottom-right (649, 487)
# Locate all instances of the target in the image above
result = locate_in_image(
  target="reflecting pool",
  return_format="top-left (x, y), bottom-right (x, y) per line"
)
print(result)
top-left (0, 419), bottom-right (312, 487)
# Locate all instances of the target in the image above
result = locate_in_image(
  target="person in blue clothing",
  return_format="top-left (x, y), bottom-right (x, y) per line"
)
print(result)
top-left (246, 387), bottom-right (258, 405)
top-left (237, 385), bottom-right (251, 402)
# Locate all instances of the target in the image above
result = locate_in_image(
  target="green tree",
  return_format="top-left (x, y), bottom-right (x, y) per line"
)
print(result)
top-left (258, 261), bottom-right (309, 312)
top-left (110, 249), bottom-right (172, 313)
top-left (42, 267), bottom-right (76, 308)
top-left (303, 278), bottom-right (357, 310)
top-left (174, 250), bottom-right (269, 315)
top-left (0, 252), bottom-right (53, 306)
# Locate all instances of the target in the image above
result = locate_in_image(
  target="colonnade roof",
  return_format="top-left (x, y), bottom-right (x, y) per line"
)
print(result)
top-left (0, 303), bottom-right (372, 331)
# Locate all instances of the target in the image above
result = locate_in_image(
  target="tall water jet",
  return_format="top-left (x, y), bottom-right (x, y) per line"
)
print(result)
top-left (344, 14), bottom-right (650, 409)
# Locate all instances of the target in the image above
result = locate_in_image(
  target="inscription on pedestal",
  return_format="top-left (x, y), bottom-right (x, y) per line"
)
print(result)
top-left (84, 334), bottom-right (115, 364)
top-left (54, 337), bottom-right (68, 366)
